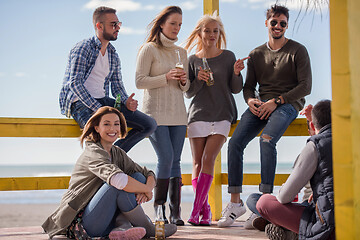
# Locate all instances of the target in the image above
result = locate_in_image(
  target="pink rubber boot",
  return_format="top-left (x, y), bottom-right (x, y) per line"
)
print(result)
top-left (191, 177), bottom-right (212, 226)
top-left (188, 173), bottom-right (213, 226)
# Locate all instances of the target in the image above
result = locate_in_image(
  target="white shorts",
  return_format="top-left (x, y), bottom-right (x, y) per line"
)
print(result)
top-left (187, 120), bottom-right (231, 138)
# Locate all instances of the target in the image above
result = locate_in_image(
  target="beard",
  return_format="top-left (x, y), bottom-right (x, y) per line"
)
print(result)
top-left (102, 26), bottom-right (118, 41)
top-left (272, 34), bottom-right (283, 40)
top-left (102, 31), bottom-right (117, 41)
top-left (270, 30), bottom-right (284, 40)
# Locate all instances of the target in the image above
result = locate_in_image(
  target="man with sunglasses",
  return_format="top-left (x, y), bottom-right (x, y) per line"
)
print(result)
top-left (59, 6), bottom-right (156, 152)
top-left (218, 4), bottom-right (312, 228)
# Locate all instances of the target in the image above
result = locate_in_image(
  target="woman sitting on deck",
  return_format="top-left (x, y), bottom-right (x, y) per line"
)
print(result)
top-left (42, 106), bottom-right (177, 239)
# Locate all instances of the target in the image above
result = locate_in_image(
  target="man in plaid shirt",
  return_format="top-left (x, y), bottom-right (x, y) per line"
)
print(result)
top-left (59, 6), bottom-right (156, 152)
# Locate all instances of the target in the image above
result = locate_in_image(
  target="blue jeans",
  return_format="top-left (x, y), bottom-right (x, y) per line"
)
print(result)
top-left (228, 104), bottom-right (297, 193)
top-left (70, 97), bottom-right (157, 152)
top-left (81, 172), bottom-right (146, 237)
top-left (149, 125), bottom-right (187, 179)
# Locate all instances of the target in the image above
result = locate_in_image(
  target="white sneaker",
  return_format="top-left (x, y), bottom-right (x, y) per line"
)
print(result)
top-left (217, 202), bottom-right (246, 227)
top-left (244, 212), bottom-right (257, 229)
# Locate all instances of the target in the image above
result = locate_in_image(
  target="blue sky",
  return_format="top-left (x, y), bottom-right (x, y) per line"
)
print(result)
top-left (0, 0), bottom-right (331, 166)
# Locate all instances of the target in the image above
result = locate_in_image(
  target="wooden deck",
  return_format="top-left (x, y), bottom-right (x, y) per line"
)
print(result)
top-left (0, 202), bottom-right (268, 240)
top-left (0, 222), bottom-right (268, 240)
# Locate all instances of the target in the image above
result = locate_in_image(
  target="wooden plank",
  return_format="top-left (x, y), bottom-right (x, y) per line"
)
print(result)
top-left (0, 176), bottom-right (70, 191)
top-left (0, 173), bottom-right (290, 191)
top-left (0, 118), bottom-right (81, 138)
top-left (0, 117), bottom-right (308, 138)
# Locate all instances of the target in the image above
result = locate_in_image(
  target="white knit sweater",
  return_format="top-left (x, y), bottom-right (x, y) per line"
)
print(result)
top-left (136, 33), bottom-right (190, 125)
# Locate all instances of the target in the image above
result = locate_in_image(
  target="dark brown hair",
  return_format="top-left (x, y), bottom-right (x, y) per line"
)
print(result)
top-left (145, 6), bottom-right (182, 47)
top-left (266, 4), bottom-right (289, 20)
top-left (312, 100), bottom-right (331, 130)
top-left (80, 106), bottom-right (127, 146)
top-left (93, 6), bottom-right (116, 29)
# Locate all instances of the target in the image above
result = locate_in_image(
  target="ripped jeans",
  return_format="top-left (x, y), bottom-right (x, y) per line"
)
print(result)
top-left (227, 104), bottom-right (297, 193)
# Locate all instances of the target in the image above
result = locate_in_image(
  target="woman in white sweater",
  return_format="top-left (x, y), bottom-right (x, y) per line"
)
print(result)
top-left (135, 6), bottom-right (189, 226)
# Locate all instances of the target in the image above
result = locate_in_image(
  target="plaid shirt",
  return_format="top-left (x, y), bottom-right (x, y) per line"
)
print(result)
top-left (59, 36), bottom-right (128, 117)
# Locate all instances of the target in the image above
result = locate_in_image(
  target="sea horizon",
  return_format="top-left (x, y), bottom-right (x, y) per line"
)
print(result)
top-left (0, 162), bottom-right (297, 205)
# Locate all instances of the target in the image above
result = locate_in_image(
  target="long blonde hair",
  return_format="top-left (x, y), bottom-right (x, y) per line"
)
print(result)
top-left (184, 11), bottom-right (226, 53)
top-left (145, 6), bottom-right (182, 48)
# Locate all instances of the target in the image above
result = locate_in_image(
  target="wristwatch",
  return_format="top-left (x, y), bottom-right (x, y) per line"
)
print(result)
top-left (274, 97), bottom-right (282, 106)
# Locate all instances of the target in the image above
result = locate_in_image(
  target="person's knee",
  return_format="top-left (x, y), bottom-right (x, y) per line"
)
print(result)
top-left (247, 193), bottom-right (262, 206)
top-left (260, 133), bottom-right (273, 143)
top-left (256, 194), bottom-right (272, 215)
top-left (228, 136), bottom-right (242, 150)
top-left (144, 117), bottom-right (157, 135)
top-left (130, 172), bottom-right (146, 184)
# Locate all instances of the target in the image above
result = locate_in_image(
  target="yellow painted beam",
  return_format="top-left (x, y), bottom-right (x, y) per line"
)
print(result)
top-left (330, 0), bottom-right (360, 239)
top-left (0, 117), bottom-right (308, 138)
top-left (0, 176), bottom-right (70, 191)
top-left (0, 173), bottom-right (290, 191)
top-left (203, 0), bottom-right (219, 15)
top-left (209, 153), bottom-right (222, 220)
top-left (229, 118), bottom-right (308, 137)
top-left (0, 118), bottom-right (81, 138)
top-left (203, 0), bottom-right (221, 219)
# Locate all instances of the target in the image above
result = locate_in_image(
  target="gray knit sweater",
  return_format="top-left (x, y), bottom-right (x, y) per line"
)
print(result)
top-left (243, 39), bottom-right (312, 112)
top-left (185, 50), bottom-right (243, 124)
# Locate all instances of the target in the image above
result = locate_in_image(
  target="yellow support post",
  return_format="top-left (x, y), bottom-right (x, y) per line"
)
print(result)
top-left (330, 0), bottom-right (360, 239)
top-left (203, 0), bottom-right (219, 15)
top-left (203, 0), bottom-right (221, 221)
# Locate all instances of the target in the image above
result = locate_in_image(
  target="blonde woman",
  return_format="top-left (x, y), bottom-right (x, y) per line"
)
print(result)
top-left (184, 13), bottom-right (248, 226)
top-left (135, 6), bottom-right (189, 226)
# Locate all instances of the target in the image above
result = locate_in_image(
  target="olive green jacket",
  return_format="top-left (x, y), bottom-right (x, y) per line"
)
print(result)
top-left (42, 141), bottom-right (155, 238)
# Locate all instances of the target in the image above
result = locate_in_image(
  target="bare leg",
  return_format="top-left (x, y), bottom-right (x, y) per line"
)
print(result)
top-left (200, 134), bottom-right (226, 175)
top-left (189, 137), bottom-right (206, 179)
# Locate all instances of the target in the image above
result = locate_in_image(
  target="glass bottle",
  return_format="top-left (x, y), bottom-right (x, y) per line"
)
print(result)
top-left (175, 49), bottom-right (184, 70)
top-left (155, 206), bottom-right (165, 240)
top-left (114, 94), bottom-right (121, 110)
top-left (202, 57), bottom-right (214, 86)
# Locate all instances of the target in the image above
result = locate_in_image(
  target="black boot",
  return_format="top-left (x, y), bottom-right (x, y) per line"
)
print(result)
top-left (154, 178), bottom-right (169, 224)
top-left (169, 177), bottom-right (185, 226)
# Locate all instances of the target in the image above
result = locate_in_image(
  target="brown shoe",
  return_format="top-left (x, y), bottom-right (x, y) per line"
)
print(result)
top-left (252, 215), bottom-right (269, 231)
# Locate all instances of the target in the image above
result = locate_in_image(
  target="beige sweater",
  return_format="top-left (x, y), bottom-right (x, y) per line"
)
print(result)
top-left (136, 33), bottom-right (190, 125)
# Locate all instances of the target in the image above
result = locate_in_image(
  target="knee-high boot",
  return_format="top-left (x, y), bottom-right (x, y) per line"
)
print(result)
top-left (122, 205), bottom-right (177, 238)
top-left (169, 177), bottom-right (184, 226)
top-left (188, 173), bottom-right (213, 226)
top-left (192, 177), bottom-right (212, 226)
top-left (154, 178), bottom-right (169, 224)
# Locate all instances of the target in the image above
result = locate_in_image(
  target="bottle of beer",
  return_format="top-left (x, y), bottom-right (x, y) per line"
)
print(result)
top-left (202, 57), bottom-right (214, 86)
top-left (175, 49), bottom-right (184, 70)
top-left (155, 206), bottom-right (165, 240)
top-left (114, 94), bottom-right (121, 110)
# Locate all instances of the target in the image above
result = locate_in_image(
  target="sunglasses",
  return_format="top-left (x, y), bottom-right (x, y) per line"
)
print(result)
top-left (270, 20), bottom-right (287, 28)
top-left (102, 21), bottom-right (122, 30)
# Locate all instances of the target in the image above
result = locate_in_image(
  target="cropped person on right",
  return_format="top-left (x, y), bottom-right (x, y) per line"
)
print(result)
top-left (183, 12), bottom-right (247, 226)
top-left (256, 100), bottom-right (335, 240)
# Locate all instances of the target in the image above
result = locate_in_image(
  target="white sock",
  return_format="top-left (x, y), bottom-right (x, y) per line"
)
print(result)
top-left (231, 202), bottom-right (242, 207)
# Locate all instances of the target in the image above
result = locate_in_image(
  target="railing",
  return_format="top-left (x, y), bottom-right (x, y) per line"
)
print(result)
top-left (0, 117), bottom-right (308, 220)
